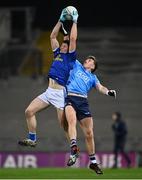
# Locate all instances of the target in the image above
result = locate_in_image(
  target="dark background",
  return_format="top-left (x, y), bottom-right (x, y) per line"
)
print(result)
top-left (0, 0), bottom-right (142, 29)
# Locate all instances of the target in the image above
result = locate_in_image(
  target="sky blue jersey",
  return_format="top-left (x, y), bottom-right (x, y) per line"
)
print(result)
top-left (67, 60), bottom-right (100, 96)
top-left (48, 48), bottom-right (76, 86)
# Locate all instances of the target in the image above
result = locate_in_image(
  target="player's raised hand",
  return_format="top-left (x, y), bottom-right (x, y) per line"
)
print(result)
top-left (72, 11), bottom-right (79, 23)
top-left (59, 9), bottom-right (67, 22)
top-left (108, 90), bottom-right (116, 99)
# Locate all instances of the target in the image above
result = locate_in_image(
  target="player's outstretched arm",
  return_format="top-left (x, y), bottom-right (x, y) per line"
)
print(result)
top-left (50, 21), bottom-right (61, 51)
top-left (69, 11), bottom-right (78, 52)
top-left (96, 83), bottom-right (116, 98)
top-left (50, 8), bottom-right (67, 51)
top-left (69, 23), bottom-right (77, 52)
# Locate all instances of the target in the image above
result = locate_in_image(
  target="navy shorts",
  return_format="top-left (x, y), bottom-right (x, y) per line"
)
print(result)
top-left (65, 95), bottom-right (92, 121)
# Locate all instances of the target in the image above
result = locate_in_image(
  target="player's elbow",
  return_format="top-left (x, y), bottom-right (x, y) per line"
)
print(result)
top-left (96, 84), bottom-right (102, 92)
top-left (98, 87), bottom-right (103, 93)
top-left (69, 38), bottom-right (76, 51)
top-left (50, 32), bottom-right (56, 39)
top-left (70, 36), bottom-right (76, 42)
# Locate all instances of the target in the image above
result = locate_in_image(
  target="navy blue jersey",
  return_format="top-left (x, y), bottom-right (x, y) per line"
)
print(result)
top-left (48, 48), bottom-right (76, 86)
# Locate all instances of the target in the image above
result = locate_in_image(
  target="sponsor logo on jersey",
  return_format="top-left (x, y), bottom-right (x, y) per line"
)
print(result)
top-left (54, 54), bottom-right (63, 61)
top-left (76, 70), bottom-right (90, 83)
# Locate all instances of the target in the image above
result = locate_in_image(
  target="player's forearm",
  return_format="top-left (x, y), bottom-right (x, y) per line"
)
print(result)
top-left (98, 85), bottom-right (109, 95)
top-left (50, 21), bottom-right (62, 39)
top-left (70, 23), bottom-right (77, 41)
top-left (97, 84), bottom-right (116, 98)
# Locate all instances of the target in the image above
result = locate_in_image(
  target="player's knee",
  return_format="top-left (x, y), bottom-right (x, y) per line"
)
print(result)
top-left (85, 128), bottom-right (94, 140)
top-left (25, 108), bottom-right (34, 118)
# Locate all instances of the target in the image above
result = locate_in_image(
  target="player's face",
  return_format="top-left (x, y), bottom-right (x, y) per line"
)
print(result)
top-left (112, 113), bottom-right (117, 121)
top-left (60, 43), bottom-right (68, 53)
top-left (83, 59), bottom-right (95, 72)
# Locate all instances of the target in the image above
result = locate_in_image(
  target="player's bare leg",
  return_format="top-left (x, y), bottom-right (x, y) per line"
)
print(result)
top-left (56, 109), bottom-right (69, 141)
top-left (80, 117), bottom-right (103, 174)
top-left (18, 98), bottom-right (49, 147)
top-left (65, 105), bottom-right (79, 166)
top-left (25, 98), bottom-right (49, 132)
top-left (80, 117), bottom-right (95, 155)
top-left (65, 106), bottom-right (77, 139)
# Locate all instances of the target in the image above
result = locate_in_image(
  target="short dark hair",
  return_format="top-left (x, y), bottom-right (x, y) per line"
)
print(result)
top-left (86, 55), bottom-right (98, 73)
top-left (62, 40), bottom-right (70, 47)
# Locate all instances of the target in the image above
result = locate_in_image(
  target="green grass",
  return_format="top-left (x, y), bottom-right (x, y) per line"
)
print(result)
top-left (0, 168), bottom-right (142, 179)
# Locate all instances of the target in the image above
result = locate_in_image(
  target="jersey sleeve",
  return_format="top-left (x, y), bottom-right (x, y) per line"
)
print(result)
top-left (69, 50), bottom-right (77, 61)
top-left (93, 75), bottom-right (100, 87)
top-left (53, 48), bottom-right (60, 58)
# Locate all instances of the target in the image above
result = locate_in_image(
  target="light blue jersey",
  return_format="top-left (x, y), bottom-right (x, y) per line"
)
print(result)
top-left (67, 60), bottom-right (100, 96)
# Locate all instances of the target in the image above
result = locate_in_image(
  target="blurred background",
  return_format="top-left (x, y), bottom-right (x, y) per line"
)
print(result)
top-left (0, 0), bottom-right (142, 168)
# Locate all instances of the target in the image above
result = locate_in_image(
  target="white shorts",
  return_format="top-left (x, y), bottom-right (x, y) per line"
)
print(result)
top-left (38, 87), bottom-right (66, 110)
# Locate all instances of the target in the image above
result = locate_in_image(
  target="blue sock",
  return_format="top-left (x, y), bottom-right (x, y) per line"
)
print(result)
top-left (28, 132), bottom-right (37, 141)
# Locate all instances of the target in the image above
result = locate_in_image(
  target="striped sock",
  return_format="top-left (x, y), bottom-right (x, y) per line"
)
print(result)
top-left (28, 132), bottom-right (37, 141)
top-left (70, 139), bottom-right (77, 155)
top-left (89, 154), bottom-right (97, 164)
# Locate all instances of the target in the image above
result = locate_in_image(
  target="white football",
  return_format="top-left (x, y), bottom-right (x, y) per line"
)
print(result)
top-left (64, 6), bottom-right (78, 20)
